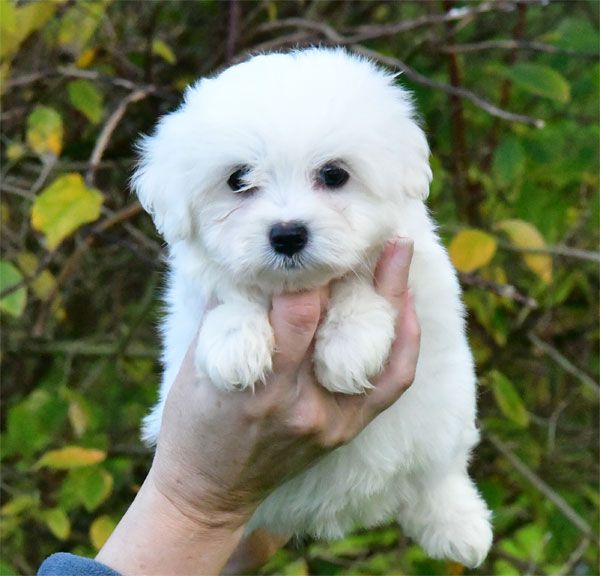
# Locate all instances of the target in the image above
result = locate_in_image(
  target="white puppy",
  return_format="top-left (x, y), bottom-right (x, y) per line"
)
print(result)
top-left (134, 48), bottom-right (492, 567)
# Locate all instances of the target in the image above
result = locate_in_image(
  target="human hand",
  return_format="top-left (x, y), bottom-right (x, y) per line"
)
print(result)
top-left (150, 238), bottom-right (420, 529)
top-left (96, 238), bottom-right (419, 576)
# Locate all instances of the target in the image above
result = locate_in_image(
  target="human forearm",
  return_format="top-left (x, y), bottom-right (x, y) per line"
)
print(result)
top-left (96, 469), bottom-right (246, 576)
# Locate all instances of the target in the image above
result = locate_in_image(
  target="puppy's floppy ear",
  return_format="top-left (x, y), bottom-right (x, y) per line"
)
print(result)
top-left (131, 112), bottom-right (193, 244)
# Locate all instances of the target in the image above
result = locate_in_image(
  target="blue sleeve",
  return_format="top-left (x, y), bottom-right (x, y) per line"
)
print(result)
top-left (38, 553), bottom-right (122, 576)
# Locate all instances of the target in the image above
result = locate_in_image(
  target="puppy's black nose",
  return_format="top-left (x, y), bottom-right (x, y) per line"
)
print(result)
top-left (269, 221), bottom-right (309, 256)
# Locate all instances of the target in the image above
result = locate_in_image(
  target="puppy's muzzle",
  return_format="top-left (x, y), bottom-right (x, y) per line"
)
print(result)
top-left (269, 221), bottom-right (309, 256)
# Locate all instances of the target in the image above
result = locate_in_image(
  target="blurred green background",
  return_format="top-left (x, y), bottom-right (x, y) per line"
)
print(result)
top-left (1, 1), bottom-right (598, 575)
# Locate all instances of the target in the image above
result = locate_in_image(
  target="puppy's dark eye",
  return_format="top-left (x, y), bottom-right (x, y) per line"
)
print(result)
top-left (227, 166), bottom-right (251, 193)
top-left (318, 163), bottom-right (349, 189)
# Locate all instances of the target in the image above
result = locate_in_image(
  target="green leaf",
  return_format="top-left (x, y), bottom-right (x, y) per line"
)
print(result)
top-left (62, 467), bottom-right (114, 512)
top-left (0, 1), bottom-right (59, 63)
top-left (0, 561), bottom-right (19, 576)
top-left (152, 39), bottom-right (176, 64)
top-left (0, 260), bottom-right (26, 317)
top-left (492, 137), bottom-right (525, 188)
top-left (89, 515), bottom-right (116, 550)
top-left (489, 370), bottom-right (529, 428)
top-left (35, 446), bottom-right (106, 470)
top-left (503, 63), bottom-right (571, 103)
top-left (41, 508), bottom-right (71, 541)
top-left (1, 494), bottom-right (39, 517)
top-left (31, 173), bottom-right (103, 249)
top-left (3, 389), bottom-right (68, 460)
top-left (449, 229), bottom-right (497, 273)
top-left (26, 106), bottom-right (63, 157)
top-left (67, 80), bottom-right (103, 124)
top-left (548, 17), bottom-right (599, 52)
top-left (58, 0), bottom-right (110, 55)
top-left (495, 219), bottom-right (553, 283)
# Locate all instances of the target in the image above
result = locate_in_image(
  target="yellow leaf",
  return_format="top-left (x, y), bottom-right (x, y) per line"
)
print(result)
top-left (6, 141), bottom-right (26, 162)
top-left (35, 446), bottom-right (106, 470)
top-left (0, 1), bottom-right (58, 62)
top-left (68, 399), bottom-right (89, 437)
top-left (26, 106), bottom-right (63, 157)
top-left (76, 47), bottom-right (96, 68)
top-left (58, 0), bottom-right (109, 56)
top-left (495, 219), bottom-right (553, 283)
top-left (31, 173), bottom-right (103, 249)
top-left (90, 515), bottom-right (116, 550)
top-left (449, 229), bottom-right (497, 273)
top-left (17, 252), bottom-right (55, 301)
top-left (1, 495), bottom-right (39, 516)
top-left (152, 39), bottom-right (176, 64)
top-left (0, 202), bottom-right (9, 225)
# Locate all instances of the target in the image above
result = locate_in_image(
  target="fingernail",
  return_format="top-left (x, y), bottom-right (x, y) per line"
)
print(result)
top-left (393, 237), bottom-right (413, 266)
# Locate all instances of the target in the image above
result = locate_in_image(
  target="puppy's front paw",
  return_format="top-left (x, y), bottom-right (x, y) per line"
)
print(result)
top-left (195, 304), bottom-right (274, 391)
top-left (314, 285), bottom-right (395, 394)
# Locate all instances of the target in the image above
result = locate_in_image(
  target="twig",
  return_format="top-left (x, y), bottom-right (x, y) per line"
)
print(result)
top-left (4, 339), bottom-right (157, 358)
top-left (528, 332), bottom-right (599, 396)
top-left (498, 242), bottom-right (600, 263)
top-left (250, 12), bottom-right (545, 127)
top-left (86, 88), bottom-right (154, 187)
top-left (0, 252), bottom-right (55, 300)
top-left (443, 0), bottom-right (480, 224)
top-left (440, 40), bottom-right (599, 59)
top-left (352, 46), bottom-right (545, 128)
top-left (5, 67), bottom-right (173, 102)
top-left (30, 156), bottom-right (57, 195)
top-left (554, 538), bottom-right (592, 576)
top-left (486, 433), bottom-right (595, 538)
top-left (32, 202), bottom-right (144, 336)
top-left (226, 0), bottom-right (241, 63)
top-left (255, 2), bottom-right (519, 44)
top-left (460, 273), bottom-right (538, 307)
top-left (494, 548), bottom-right (548, 575)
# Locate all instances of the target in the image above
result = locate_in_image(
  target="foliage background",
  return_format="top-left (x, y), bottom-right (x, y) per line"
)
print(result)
top-left (1, 1), bottom-right (598, 575)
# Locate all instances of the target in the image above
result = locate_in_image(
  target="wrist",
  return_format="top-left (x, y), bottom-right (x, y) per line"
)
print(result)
top-left (96, 470), bottom-right (246, 575)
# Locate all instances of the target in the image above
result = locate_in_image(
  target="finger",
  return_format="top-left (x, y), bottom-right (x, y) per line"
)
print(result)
top-left (374, 238), bottom-right (413, 311)
top-left (365, 290), bottom-right (421, 414)
top-left (270, 290), bottom-right (324, 374)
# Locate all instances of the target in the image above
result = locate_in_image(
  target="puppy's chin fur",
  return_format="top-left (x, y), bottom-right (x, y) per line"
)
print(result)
top-left (134, 48), bottom-right (493, 568)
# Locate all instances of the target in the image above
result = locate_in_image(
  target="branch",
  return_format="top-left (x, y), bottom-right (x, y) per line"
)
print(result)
top-left (528, 332), bottom-right (599, 396)
top-left (226, 0), bottom-right (241, 63)
top-left (251, 12), bottom-right (545, 128)
top-left (86, 88), bottom-right (154, 187)
top-left (486, 433), bottom-right (595, 538)
top-left (4, 67), bottom-right (174, 102)
top-left (440, 39), bottom-right (599, 59)
top-left (4, 339), bottom-right (157, 358)
top-left (554, 538), bottom-right (592, 576)
top-left (256, 1), bottom-right (519, 44)
top-left (352, 45), bottom-right (545, 128)
top-left (460, 273), bottom-right (538, 307)
top-left (498, 242), bottom-right (600, 263)
top-left (32, 201), bottom-right (145, 337)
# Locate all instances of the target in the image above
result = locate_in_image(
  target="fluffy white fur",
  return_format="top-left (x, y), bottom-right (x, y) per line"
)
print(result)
top-left (134, 48), bottom-right (492, 567)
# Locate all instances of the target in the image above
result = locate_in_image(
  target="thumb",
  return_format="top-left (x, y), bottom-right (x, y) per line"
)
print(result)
top-left (270, 289), bottom-right (324, 374)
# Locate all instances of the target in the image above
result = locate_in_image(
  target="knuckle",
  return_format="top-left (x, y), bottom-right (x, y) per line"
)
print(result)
top-left (289, 404), bottom-right (326, 438)
top-left (408, 317), bottom-right (421, 341)
top-left (399, 366), bottom-right (417, 390)
top-left (319, 427), bottom-right (350, 450)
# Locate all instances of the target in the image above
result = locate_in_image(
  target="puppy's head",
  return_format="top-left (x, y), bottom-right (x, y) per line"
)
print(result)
top-left (133, 48), bottom-right (431, 289)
